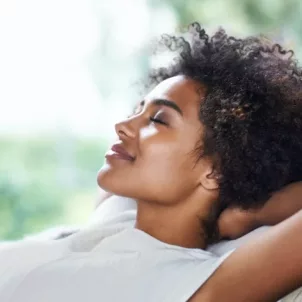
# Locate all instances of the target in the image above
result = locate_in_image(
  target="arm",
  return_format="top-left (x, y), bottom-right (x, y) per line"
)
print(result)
top-left (219, 181), bottom-right (302, 239)
top-left (255, 181), bottom-right (302, 225)
top-left (191, 208), bottom-right (302, 302)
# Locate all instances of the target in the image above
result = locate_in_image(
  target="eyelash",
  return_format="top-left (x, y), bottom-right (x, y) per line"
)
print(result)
top-left (149, 117), bottom-right (166, 125)
top-left (127, 112), bottom-right (167, 126)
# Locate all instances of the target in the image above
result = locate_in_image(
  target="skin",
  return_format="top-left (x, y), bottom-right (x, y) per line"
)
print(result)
top-left (98, 75), bottom-right (302, 300)
top-left (97, 182), bottom-right (302, 240)
top-left (189, 208), bottom-right (302, 301)
top-left (218, 181), bottom-right (302, 239)
top-left (98, 75), bottom-right (219, 249)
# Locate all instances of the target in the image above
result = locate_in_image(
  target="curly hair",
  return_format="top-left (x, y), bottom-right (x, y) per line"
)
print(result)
top-left (148, 22), bottom-right (302, 211)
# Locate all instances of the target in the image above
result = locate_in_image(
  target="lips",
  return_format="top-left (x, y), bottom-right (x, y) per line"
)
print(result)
top-left (105, 144), bottom-right (135, 161)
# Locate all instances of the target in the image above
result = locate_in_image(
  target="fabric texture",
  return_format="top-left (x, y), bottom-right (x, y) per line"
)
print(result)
top-left (87, 196), bottom-right (302, 301)
top-left (0, 210), bottom-right (232, 302)
top-left (1, 195), bottom-right (299, 301)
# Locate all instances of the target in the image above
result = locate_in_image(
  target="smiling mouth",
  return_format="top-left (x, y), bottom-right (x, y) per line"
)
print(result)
top-left (105, 150), bottom-right (135, 161)
top-left (105, 144), bottom-right (135, 162)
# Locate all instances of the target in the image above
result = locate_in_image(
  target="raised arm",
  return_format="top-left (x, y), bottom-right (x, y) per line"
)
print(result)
top-left (254, 181), bottom-right (302, 225)
top-left (219, 181), bottom-right (302, 239)
top-left (191, 208), bottom-right (302, 301)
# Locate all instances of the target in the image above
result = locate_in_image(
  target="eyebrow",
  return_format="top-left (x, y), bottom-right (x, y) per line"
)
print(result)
top-left (139, 99), bottom-right (183, 116)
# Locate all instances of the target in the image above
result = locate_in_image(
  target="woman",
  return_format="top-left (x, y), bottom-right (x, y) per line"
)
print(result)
top-left (1, 23), bottom-right (302, 301)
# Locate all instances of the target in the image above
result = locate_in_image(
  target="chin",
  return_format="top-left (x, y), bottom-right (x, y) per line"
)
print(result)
top-left (97, 161), bottom-right (153, 201)
top-left (97, 163), bottom-right (131, 197)
top-left (97, 164), bottom-right (114, 192)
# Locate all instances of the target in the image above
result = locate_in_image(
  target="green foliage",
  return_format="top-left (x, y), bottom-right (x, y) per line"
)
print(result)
top-left (152, 0), bottom-right (302, 59)
top-left (0, 137), bottom-right (108, 240)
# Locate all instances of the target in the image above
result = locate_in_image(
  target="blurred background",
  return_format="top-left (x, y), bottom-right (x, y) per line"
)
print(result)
top-left (1, 0), bottom-right (301, 240)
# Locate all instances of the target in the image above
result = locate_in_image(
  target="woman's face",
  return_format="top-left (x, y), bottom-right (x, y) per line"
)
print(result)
top-left (98, 75), bottom-right (216, 205)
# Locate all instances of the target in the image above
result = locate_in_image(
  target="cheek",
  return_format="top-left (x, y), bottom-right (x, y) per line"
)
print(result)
top-left (97, 128), bottom-right (199, 202)
top-left (137, 129), bottom-right (199, 201)
top-left (140, 125), bottom-right (158, 140)
top-left (137, 146), bottom-right (196, 203)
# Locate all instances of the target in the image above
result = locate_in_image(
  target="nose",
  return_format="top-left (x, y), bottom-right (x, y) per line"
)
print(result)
top-left (115, 118), bottom-right (136, 140)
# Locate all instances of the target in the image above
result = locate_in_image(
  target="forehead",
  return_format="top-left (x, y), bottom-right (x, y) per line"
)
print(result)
top-left (145, 75), bottom-right (205, 116)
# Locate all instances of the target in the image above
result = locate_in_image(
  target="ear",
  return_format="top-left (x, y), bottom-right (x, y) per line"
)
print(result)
top-left (199, 162), bottom-right (220, 191)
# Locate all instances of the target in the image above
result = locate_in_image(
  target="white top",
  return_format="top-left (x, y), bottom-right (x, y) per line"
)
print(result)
top-left (80, 196), bottom-right (302, 301)
top-left (89, 196), bottom-right (272, 256)
top-left (0, 210), bottom-right (232, 302)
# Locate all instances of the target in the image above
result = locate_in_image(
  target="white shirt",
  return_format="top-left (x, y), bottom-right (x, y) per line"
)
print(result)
top-left (86, 196), bottom-right (302, 301)
top-left (0, 210), bottom-right (231, 302)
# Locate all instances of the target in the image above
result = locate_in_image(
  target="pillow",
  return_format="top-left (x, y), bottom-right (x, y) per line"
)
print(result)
top-left (88, 195), bottom-right (136, 225)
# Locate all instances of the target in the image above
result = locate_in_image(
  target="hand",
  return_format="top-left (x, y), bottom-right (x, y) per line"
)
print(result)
top-left (218, 207), bottom-right (260, 240)
top-left (218, 181), bottom-right (302, 240)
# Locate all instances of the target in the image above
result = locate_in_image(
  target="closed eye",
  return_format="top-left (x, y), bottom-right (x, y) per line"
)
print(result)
top-left (149, 117), bottom-right (167, 125)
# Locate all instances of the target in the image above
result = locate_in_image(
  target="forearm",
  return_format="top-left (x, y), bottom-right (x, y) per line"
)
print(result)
top-left (255, 181), bottom-right (302, 226)
top-left (218, 181), bottom-right (302, 239)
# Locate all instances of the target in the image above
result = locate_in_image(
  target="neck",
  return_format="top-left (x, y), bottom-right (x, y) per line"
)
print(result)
top-left (135, 199), bottom-right (212, 249)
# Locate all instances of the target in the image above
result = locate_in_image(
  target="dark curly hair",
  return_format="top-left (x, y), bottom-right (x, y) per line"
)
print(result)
top-left (148, 22), bottom-right (302, 212)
